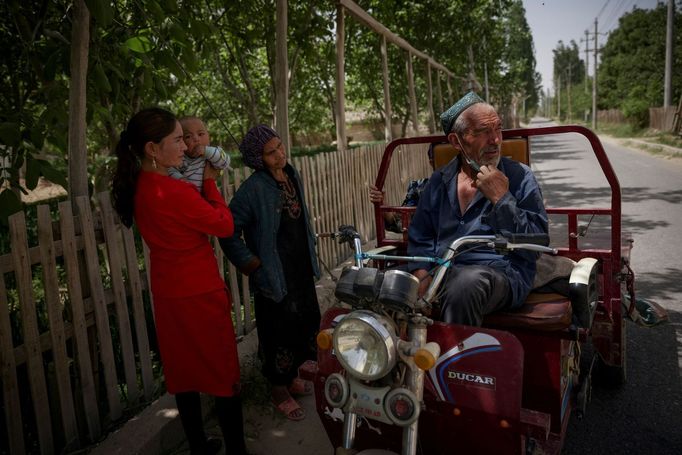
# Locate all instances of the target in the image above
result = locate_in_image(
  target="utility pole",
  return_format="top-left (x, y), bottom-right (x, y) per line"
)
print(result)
top-left (557, 75), bottom-right (561, 119)
top-left (592, 18), bottom-right (598, 129)
top-left (567, 63), bottom-right (572, 121)
top-left (664, 0), bottom-right (674, 107)
top-left (583, 30), bottom-right (589, 93)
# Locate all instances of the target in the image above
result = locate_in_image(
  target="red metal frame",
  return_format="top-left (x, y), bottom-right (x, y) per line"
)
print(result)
top-left (372, 126), bottom-right (626, 367)
top-left (312, 126), bottom-right (628, 455)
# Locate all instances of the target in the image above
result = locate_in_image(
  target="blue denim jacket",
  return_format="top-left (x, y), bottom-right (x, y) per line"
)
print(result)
top-left (407, 156), bottom-right (548, 308)
top-left (219, 164), bottom-right (319, 303)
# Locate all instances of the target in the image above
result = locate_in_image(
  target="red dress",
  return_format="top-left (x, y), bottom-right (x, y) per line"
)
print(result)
top-left (134, 171), bottom-right (239, 396)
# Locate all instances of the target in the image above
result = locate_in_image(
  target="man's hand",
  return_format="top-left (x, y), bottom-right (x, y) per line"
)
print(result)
top-left (475, 165), bottom-right (509, 205)
top-left (413, 269), bottom-right (433, 298)
top-left (369, 184), bottom-right (385, 204)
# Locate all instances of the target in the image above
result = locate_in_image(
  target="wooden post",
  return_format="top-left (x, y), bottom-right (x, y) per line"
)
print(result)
top-left (58, 201), bottom-right (101, 441)
top-left (97, 193), bottom-right (139, 404)
top-left (335, 3), bottom-right (347, 151)
top-left (0, 275), bottom-right (25, 454)
top-left (380, 35), bottom-right (392, 142)
top-left (275, 0), bottom-right (290, 155)
top-left (10, 213), bottom-right (54, 454)
top-left (75, 196), bottom-right (122, 421)
top-left (37, 205), bottom-right (79, 448)
top-left (435, 69), bottom-right (444, 118)
top-left (120, 226), bottom-right (154, 400)
top-left (68, 0), bottom-right (90, 202)
top-left (446, 75), bottom-right (453, 105)
top-left (426, 62), bottom-right (435, 133)
top-left (406, 52), bottom-right (418, 136)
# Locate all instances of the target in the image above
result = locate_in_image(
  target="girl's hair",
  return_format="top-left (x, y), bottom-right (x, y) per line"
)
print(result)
top-left (111, 108), bottom-right (177, 227)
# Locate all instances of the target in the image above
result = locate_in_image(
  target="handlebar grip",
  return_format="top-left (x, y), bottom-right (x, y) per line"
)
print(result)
top-left (338, 224), bottom-right (360, 240)
top-left (500, 231), bottom-right (550, 246)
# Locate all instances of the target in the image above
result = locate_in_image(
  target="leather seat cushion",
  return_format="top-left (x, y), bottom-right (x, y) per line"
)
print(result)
top-left (483, 292), bottom-right (572, 331)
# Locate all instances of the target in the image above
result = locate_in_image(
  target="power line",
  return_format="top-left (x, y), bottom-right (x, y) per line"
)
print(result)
top-left (603, 0), bottom-right (636, 32)
top-left (134, 0), bottom-right (242, 148)
top-left (596, 0), bottom-right (612, 21)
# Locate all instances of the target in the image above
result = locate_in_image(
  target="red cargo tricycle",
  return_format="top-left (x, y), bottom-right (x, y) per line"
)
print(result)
top-left (303, 126), bottom-right (640, 455)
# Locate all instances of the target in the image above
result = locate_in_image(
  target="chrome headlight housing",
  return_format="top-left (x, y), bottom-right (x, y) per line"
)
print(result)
top-left (332, 310), bottom-right (397, 380)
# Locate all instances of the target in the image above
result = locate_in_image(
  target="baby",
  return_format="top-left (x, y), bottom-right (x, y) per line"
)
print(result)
top-left (168, 116), bottom-right (230, 191)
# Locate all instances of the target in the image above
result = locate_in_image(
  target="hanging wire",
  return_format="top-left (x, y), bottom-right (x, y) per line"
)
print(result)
top-left (135, 0), bottom-right (241, 148)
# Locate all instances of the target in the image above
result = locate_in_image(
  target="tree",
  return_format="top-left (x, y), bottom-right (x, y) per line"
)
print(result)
top-left (496, 0), bottom-right (540, 122)
top-left (0, 0), bottom-right (542, 227)
top-left (598, 3), bottom-right (682, 126)
top-left (0, 0), bottom-right (71, 224)
top-left (552, 40), bottom-right (586, 120)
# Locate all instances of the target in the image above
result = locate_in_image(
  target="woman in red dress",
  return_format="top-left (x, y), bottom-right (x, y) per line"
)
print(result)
top-left (111, 108), bottom-right (246, 455)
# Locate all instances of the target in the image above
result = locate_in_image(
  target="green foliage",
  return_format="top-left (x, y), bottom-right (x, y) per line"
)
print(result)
top-left (0, 1), bottom-right (70, 223)
top-left (598, 4), bottom-right (682, 111)
top-left (621, 86), bottom-right (650, 128)
top-left (552, 40), bottom-right (585, 87)
top-left (0, 0), bottom-right (540, 211)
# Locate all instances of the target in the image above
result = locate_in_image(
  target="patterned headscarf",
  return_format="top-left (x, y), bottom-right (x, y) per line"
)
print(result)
top-left (239, 124), bottom-right (280, 170)
top-left (440, 91), bottom-right (485, 135)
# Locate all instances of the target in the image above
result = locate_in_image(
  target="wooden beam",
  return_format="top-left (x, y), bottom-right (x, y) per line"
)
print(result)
top-left (335, 4), bottom-right (347, 150)
top-left (435, 68), bottom-right (444, 116)
top-left (406, 52), bottom-right (418, 135)
top-left (275, 0), bottom-right (290, 155)
top-left (447, 75), bottom-right (454, 105)
top-left (426, 62), bottom-right (435, 133)
top-left (380, 35), bottom-right (392, 142)
top-left (339, 0), bottom-right (460, 78)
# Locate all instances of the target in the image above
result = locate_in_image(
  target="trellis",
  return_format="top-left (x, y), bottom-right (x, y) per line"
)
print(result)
top-left (334, 0), bottom-right (464, 148)
top-left (272, 0), bottom-right (466, 155)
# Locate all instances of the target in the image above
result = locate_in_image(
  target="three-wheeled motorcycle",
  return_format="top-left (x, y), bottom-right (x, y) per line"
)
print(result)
top-left (301, 126), bottom-right (639, 455)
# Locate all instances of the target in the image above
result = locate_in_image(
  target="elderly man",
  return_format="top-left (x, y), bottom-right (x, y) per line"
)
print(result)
top-left (407, 92), bottom-right (548, 325)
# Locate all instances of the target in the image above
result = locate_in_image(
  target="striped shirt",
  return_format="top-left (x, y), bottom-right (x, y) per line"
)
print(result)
top-left (169, 146), bottom-right (230, 191)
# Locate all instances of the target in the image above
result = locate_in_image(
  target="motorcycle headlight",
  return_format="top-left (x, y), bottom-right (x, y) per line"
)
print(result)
top-left (332, 310), bottom-right (397, 381)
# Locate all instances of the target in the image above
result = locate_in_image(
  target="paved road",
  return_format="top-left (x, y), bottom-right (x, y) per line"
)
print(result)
top-left (527, 118), bottom-right (682, 454)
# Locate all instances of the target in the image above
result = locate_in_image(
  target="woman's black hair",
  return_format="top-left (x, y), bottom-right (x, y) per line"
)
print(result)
top-left (111, 107), bottom-right (177, 227)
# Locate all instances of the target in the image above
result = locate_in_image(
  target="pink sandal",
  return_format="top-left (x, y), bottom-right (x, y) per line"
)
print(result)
top-left (288, 377), bottom-right (314, 396)
top-left (273, 396), bottom-right (305, 421)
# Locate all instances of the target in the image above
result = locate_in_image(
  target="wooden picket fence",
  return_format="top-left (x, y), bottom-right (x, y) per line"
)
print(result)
top-left (0, 141), bottom-right (430, 454)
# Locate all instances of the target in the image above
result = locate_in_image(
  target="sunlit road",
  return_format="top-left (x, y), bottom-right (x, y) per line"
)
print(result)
top-left (528, 118), bottom-right (682, 454)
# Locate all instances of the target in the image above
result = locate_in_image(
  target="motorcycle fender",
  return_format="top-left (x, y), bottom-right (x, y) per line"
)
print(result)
top-left (425, 322), bottom-right (524, 423)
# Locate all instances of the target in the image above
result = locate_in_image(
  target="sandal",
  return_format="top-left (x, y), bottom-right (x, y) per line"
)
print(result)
top-left (288, 377), bottom-right (314, 396)
top-left (273, 396), bottom-right (305, 421)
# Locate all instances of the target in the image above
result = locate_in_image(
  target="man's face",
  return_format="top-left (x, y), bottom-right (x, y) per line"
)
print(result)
top-left (451, 106), bottom-right (503, 168)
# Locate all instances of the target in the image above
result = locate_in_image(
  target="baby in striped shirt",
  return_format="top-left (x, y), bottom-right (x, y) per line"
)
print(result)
top-left (169, 116), bottom-right (230, 191)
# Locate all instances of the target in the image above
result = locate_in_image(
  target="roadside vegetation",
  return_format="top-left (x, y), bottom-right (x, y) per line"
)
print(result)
top-left (549, 3), bottom-right (681, 129)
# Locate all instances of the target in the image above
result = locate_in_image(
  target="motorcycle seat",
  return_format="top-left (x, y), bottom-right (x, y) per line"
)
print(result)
top-left (483, 292), bottom-right (572, 331)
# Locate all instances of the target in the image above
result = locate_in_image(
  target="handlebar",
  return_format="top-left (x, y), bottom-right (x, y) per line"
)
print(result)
top-left (420, 235), bottom-right (556, 304)
top-left (319, 226), bottom-right (557, 306)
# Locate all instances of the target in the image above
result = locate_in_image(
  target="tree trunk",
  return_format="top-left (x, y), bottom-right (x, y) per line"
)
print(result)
top-left (68, 0), bottom-right (90, 204)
